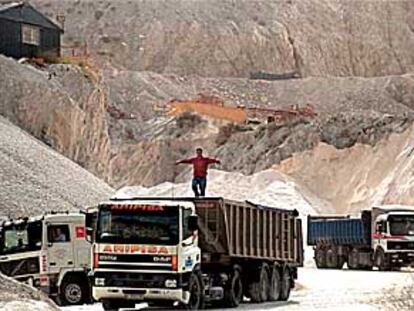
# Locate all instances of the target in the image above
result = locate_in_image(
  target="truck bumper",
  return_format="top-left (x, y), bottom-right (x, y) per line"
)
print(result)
top-left (387, 252), bottom-right (414, 265)
top-left (93, 287), bottom-right (190, 303)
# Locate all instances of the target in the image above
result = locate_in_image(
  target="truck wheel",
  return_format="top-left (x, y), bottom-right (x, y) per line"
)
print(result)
top-left (102, 299), bottom-right (135, 311)
top-left (185, 270), bottom-right (205, 310)
top-left (315, 249), bottom-right (326, 268)
top-left (223, 269), bottom-right (243, 307)
top-left (58, 275), bottom-right (88, 305)
top-left (279, 267), bottom-right (291, 301)
top-left (375, 249), bottom-right (390, 271)
top-left (268, 264), bottom-right (281, 301)
top-left (248, 263), bottom-right (270, 303)
top-left (326, 248), bottom-right (338, 269)
top-left (348, 248), bottom-right (360, 270)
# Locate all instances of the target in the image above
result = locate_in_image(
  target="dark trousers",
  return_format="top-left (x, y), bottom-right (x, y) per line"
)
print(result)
top-left (192, 176), bottom-right (207, 197)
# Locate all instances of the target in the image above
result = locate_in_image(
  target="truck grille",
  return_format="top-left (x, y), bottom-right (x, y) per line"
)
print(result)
top-left (387, 241), bottom-right (414, 250)
top-left (97, 254), bottom-right (173, 271)
top-left (94, 272), bottom-right (180, 288)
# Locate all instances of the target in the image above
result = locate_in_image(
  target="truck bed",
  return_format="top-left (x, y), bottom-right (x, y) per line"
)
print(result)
top-left (307, 215), bottom-right (370, 246)
top-left (195, 198), bottom-right (303, 266)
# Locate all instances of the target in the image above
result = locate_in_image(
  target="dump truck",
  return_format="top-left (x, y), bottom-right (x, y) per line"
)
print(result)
top-left (0, 212), bottom-right (95, 305)
top-left (89, 197), bottom-right (304, 310)
top-left (308, 205), bottom-right (414, 270)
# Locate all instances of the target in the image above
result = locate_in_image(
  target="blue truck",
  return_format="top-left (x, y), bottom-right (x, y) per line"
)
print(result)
top-left (308, 206), bottom-right (414, 270)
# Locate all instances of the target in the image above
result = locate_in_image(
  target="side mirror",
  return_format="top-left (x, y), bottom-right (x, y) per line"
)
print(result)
top-left (377, 223), bottom-right (383, 233)
top-left (86, 227), bottom-right (94, 243)
top-left (188, 215), bottom-right (199, 232)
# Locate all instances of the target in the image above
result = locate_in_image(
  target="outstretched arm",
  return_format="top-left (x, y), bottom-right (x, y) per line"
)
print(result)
top-left (206, 158), bottom-right (221, 165)
top-left (175, 157), bottom-right (194, 165)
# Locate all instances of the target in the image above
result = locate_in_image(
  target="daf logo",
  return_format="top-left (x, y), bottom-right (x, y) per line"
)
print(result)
top-left (153, 256), bottom-right (171, 263)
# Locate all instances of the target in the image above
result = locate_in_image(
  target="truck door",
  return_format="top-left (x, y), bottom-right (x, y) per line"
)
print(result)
top-left (180, 208), bottom-right (200, 272)
top-left (70, 221), bottom-right (90, 269)
top-left (46, 224), bottom-right (74, 272)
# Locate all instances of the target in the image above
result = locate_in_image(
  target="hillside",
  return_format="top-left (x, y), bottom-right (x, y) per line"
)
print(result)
top-left (2, 55), bottom-right (414, 191)
top-left (1, 0), bottom-right (414, 215)
top-left (275, 125), bottom-right (414, 215)
top-left (31, 0), bottom-right (414, 78)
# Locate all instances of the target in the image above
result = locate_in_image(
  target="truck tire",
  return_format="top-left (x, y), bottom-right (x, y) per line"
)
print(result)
top-left (248, 263), bottom-right (270, 303)
top-left (279, 267), bottom-right (291, 301)
top-left (102, 299), bottom-right (135, 311)
top-left (268, 264), bottom-right (281, 301)
top-left (185, 270), bottom-right (205, 310)
top-left (375, 249), bottom-right (390, 271)
top-left (315, 249), bottom-right (326, 268)
top-left (348, 248), bottom-right (360, 270)
top-left (223, 268), bottom-right (243, 308)
top-left (326, 248), bottom-right (338, 269)
top-left (58, 275), bottom-right (89, 306)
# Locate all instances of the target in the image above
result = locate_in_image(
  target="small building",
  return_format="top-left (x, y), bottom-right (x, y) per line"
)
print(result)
top-left (0, 1), bottom-right (63, 59)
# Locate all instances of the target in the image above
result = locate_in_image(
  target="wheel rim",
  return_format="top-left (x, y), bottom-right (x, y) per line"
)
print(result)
top-left (189, 276), bottom-right (201, 309)
top-left (270, 269), bottom-right (280, 300)
top-left (326, 250), bottom-right (336, 267)
top-left (65, 283), bottom-right (82, 304)
top-left (260, 268), bottom-right (269, 301)
top-left (316, 251), bottom-right (325, 267)
top-left (349, 249), bottom-right (358, 268)
top-left (352, 251), bottom-right (357, 262)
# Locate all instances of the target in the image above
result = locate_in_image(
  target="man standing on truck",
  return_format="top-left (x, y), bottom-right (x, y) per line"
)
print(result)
top-left (175, 148), bottom-right (220, 197)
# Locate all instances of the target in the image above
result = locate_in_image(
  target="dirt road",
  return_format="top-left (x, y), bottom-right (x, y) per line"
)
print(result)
top-left (62, 267), bottom-right (414, 311)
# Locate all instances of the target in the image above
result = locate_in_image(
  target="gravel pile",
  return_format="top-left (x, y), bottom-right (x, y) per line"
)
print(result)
top-left (0, 274), bottom-right (58, 311)
top-left (0, 116), bottom-right (113, 217)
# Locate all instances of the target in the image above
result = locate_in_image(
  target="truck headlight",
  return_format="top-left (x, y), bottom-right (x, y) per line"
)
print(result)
top-left (165, 279), bottom-right (177, 288)
top-left (95, 278), bottom-right (105, 286)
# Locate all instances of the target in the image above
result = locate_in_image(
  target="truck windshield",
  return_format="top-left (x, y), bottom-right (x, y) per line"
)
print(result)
top-left (96, 205), bottom-right (179, 245)
top-left (0, 221), bottom-right (42, 255)
top-left (389, 215), bottom-right (414, 236)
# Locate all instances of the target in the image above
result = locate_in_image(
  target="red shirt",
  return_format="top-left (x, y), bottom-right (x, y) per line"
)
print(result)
top-left (179, 156), bottom-right (219, 177)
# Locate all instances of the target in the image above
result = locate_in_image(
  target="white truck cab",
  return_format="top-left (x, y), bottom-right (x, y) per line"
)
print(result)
top-left (371, 206), bottom-right (414, 269)
top-left (0, 212), bottom-right (93, 305)
top-left (91, 199), bottom-right (200, 310)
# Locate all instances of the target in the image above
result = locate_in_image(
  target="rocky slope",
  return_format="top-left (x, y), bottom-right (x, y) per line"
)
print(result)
top-left (31, 0), bottom-right (414, 78)
top-left (0, 56), bottom-right (112, 180)
top-left (2, 55), bottom-right (414, 190)
top-left (275, 125), bottom-right (414, 215)
top-left (73, 70), bottom-right (414, 187)
top-left (0, 116), bottom-right (113, 217)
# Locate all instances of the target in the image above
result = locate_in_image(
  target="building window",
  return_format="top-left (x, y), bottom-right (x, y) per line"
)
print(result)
top-left (22, 24), bottom-right (40, 46)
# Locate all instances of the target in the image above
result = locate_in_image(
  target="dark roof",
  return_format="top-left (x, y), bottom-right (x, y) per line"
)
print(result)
top-left (0, 2), bottom-right (22, 12)
top-left (0, 1), bottom-right (63, 32)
